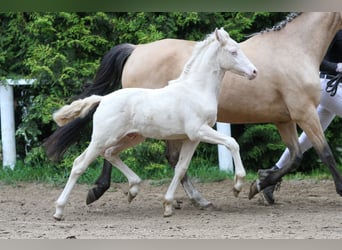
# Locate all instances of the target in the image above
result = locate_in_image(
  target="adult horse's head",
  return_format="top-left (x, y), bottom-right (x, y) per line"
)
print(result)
top-left (215, 28), bottom-right (257, 80)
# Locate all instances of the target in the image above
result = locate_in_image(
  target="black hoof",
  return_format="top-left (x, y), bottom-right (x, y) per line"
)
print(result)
top-left (336, 187), bottom-right (342, 197)
top-left (248, 180), bottom-right (259, 200)
top-left (262, 185), bottom-right (276, 205)
top-left (86, 188), bottom-right (99, 205)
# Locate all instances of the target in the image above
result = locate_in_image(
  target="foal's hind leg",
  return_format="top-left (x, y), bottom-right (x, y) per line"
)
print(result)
top-left (54, 146), bottom-right (99, 220)
top-left (105, 152), bottom-right (142, 203)
top-left (166, 140), bottom-right (214, 209)
top-left (103, 135), bottom-right (145, 202)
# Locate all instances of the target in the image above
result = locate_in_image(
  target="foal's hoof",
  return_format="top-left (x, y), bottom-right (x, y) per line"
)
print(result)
top-left (248, 180), bottom-right (260, 200)
top-left (53, 215), bottom-right (63, 221)
top-left (163, 201), bottom-right (174, 217)
top-left (127, 192), bottom-right (136, 203)
top-left (163, 209), bottom-right (173, 217)
top-left (53, 213), bottom-right (63, 221)
top-left (233, 187), bottom-right (241, 198)
top-left (201, 202), bottom-right (216, 211)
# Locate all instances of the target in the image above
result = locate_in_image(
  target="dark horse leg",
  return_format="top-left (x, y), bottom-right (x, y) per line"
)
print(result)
top-left (249, 121), bottom-right (303, 198)
top-left (249, 116), bottom-right (342, 199)
top-left (86, 160), bottom-right (113, 204)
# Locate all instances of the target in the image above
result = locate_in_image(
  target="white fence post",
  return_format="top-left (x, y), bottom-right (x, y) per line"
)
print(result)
top-left (216, 122), bottom-right (234, 173)
top-left (0, 79), bottom-right (35, 169)
top-left (0, 84), bottom-right (16, 169)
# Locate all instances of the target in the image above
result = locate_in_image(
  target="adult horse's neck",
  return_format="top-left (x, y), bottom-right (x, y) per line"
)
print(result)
top-left (279, 12), bottom-right (341, 65)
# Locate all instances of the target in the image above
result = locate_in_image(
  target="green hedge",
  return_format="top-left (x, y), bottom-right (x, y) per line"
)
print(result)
top-left (2, 12), bottom-right (341, 179)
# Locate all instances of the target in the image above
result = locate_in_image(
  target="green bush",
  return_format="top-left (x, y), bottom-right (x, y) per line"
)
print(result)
top-left (238, 124), bottom-right (285, 171)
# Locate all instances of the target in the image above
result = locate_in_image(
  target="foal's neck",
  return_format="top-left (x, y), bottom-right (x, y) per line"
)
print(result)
top-left (177, 42), bottom-right (225, 97)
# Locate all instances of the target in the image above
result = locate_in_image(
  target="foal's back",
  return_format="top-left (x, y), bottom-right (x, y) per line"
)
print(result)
top-left (93, 84), bottom-right (202, 140)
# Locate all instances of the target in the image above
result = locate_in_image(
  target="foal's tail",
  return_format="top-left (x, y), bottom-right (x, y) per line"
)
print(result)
top-left (44, 43), bottom-right (135, 161)
top-left (53, 95), bottom-right (103, 127)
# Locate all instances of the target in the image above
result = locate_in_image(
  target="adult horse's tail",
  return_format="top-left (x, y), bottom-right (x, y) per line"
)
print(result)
top-left (44, 43), bottom-right (135, 161)
top-left (53, 95), bottom-right (103, 127)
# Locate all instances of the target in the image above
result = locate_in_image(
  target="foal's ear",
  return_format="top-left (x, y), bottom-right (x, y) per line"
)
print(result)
top-left (215, 27), bottom-right (227, 46)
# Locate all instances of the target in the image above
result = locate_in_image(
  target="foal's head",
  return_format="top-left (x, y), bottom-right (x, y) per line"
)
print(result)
top-left (215, 28), bottom-right (257, 80)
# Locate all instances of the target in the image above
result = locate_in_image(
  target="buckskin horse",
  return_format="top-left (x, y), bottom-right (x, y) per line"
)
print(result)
top-left (52, 28), bottom-right (257, 219)
top-left (45, 12), bottom-right (342, 209)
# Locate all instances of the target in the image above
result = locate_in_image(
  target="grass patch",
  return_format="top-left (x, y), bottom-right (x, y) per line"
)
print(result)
top-left (0, 159), bottom-right (339, 187)
top-left (188, 163), bottom-right (233, 183)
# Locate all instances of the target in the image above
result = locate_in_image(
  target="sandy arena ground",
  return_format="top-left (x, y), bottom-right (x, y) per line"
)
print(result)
top-left (1, 179), bottom-right (342, 239)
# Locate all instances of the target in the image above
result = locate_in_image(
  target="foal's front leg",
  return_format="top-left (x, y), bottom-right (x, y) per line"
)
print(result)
top-left (164, 139), bottom-right (200, 217)
top-left (197, 125), bottom-right (246, 196)
top-left (166, 140), bottom-right (214, 209)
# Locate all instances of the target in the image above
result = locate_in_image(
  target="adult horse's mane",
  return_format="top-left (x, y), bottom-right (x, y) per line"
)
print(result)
top-left (248, 12), bottom-right (302, 37)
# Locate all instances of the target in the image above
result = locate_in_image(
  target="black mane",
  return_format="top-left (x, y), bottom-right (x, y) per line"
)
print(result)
top-left (247, 12), bottom-right (302, 37)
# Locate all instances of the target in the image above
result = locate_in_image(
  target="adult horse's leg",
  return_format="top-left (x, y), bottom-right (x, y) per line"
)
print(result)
top-left (86, 160), bottom-right (113, 205)
top-left (249, 121), bottom-right (303, 199)
top-left (250, 110), bottom-right (342, 199)
top-left (165, 140), bottom-right (214, 208)
top-left (296, 113), bottom-right (342, 196)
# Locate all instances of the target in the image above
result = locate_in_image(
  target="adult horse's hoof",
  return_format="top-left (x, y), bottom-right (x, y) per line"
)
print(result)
top-left (86, 189), bottom-right (98, 205)
top-left (336, 187), bottom-right (342, 196)
top-left (261, 184), bottom-right (276, 205)
top-left (86, 185), bottom-right (109, 205)
top-left (173, 199), bottom-right (183, 209)
top-left (248, 180), bottom-right (260, 200)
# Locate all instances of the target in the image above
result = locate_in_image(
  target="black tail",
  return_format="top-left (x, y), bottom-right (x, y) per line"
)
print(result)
top-left (44, 43), bottom-right (135, 161)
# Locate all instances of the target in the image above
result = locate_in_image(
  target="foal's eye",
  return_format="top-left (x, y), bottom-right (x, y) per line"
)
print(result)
top-left (230, 50), bottom-right (237, 56)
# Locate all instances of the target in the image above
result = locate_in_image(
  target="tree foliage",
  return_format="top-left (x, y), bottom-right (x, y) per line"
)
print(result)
top-left (2, 12), bottom-right (338, 175)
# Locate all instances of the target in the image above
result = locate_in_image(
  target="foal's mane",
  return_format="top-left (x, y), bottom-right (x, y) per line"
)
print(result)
top-left (247, 12), bottom-right (302, 37)
top-left (169, 32), bottom-right (217, 84)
